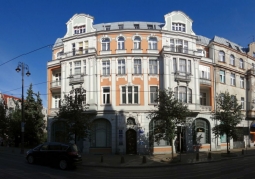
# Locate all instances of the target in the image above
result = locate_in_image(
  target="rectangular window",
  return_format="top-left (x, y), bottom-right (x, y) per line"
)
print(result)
top-left (122, 87), bottom-right (126, 104)
top-left (118, 24), bottom-right (123, 29)
top-left (187, 60), bottom-right (191, 74)
top-left (199, 65), bottom-right (210, 79)
top-left (230, 73), bottom-right (236, 86)
top-left (147, 25), bottom-right (153, 29)
top-left (118, 59), bottom-right (125, 75)
top-left (170, 39), bottom-right (175, 52)
top-left (241, 97), bottom-right (244, 109)
top-left (173, 58), bottom-right (177, 72)
top-left (179, 59), bottom-right (186, 72)
top-left (176, 39), bottom-right (183, 53)
top-left (105, 26), bottom-right (111, 31)
top-left (240, 77), bottom-right (244, 88)
top-left (102, 60), bottom-right (110, 75)
top-left (183, 41), bottom-right (188, 53)
top-left (69, 62), bottom-right (72, 75)
top-left (72, 43), bottom-right (76, 56)
top-left (134, 24), bottom-right (139, 29)
top-left (122, 86), bottom-right (139, 104)
top-left (79, 42), bottom-right (83, 54)
top-left (84, 41), bottom-right (88, 53)
top-left (134, 59), bottom-right (141, 74)
top-left (149, 60), bottom-right (157, 74)
top-left (83, 60), bottom-right (86, 75)
top-left (220, 70), bottom-right (225, 83)
top-left (74, 61), bottom-right (81, 74)
top-left (150, 86), bottom-right (158, 103)
top-left (200, 92), bottom-right (206, 105)
top-left (103, 87), bottom-right (110, 104)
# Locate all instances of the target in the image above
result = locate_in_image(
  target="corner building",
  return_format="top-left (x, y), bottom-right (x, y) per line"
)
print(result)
top-left (47, 11), bottom-right (254, 154)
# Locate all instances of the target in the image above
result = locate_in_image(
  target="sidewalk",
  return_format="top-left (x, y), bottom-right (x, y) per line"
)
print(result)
top-left (1, 146), bottom-right (255, 168)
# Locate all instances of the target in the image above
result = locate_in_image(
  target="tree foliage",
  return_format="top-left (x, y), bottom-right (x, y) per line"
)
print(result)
top-left (0, 100), bottom-right (9, 142)
top-left (212, 91), bottom-right (243, 154)
top-left (147, 88), bottom-right (191, 158)
top-left (56, 94), bottom-right (93, 144)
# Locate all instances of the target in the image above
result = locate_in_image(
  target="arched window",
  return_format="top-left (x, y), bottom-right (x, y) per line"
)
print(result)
top-left (148, 37), bottom-right (157, 50)
top-left (102, 38), bottom-right (110, 51)
top-left (127, 117), bottom-right (136, 125)
top-left (91, 119), bottom-right (111, 147)
top-left (230, 55), bottom-right (235, 66)
top-left (134, 36), bottom-right (141, 49)
top-left (193, 118), bottom-right (210, 144)
top-left (174, 86), bottom-right (192, 103)
top-left (149, 119), bottom-right (168, 146)
top-left (219, 51), bottom-right (225, 62)
top-left (239, 58), bottom-right (244, 69)
top-left (118, 37), bottom-right (125, 50)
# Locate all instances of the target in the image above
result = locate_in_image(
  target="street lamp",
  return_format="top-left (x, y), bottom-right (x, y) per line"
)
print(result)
top-left (16, 62), bottom-right (31, 154)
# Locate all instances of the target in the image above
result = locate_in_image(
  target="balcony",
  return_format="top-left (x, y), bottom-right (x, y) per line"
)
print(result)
top-left (174, 72), bottom-right (191, 82)
top-left (199, 78), bottom-right (211, 86)
top-left (200, 105), bottom-right (212, 111)
top-left (163, 46), bottom-right (189, 54)
top-left (56, 48), bottom-right (96, 59)
top-left (69, 73), bottom-right (84, 85)
top-left (50, 81), bottom-right (61, 92)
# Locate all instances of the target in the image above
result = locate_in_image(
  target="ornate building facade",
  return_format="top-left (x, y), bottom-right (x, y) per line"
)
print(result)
top-left (47, 11), bottom-right (255, 154)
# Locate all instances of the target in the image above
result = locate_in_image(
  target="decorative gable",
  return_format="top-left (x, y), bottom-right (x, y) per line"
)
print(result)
top-left (64, 13), bottom-right (96, 38)
top-left (162, 11), bottom-right (195, 35)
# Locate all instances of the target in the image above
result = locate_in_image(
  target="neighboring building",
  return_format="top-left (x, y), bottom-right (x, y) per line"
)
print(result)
top-left (47, 11), bottom-right (255, 154)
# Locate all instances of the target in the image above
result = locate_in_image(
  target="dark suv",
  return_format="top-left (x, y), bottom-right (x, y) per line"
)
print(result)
top-left (26, 142), bottom-right (82, 170)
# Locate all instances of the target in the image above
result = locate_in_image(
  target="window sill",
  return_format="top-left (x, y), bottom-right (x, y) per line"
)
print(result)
top-left (148, 103), bottom-right (157, 106)
top-left (101, 75), bottom-right (111, 77)
top-left (132, 73), bottom-right (143, 76)
top-left (100, 104), bottom-right (112, 106)
top-left (218, 61), bottom-right (226, 63)
top-left (116, 74), bottom-right (126, 76)
top-left (148, 73), bottom-right (158, 76)
top-left (239, 67), bottom-right (245, 70)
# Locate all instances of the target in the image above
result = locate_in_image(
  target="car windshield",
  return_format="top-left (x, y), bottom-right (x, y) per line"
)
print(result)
top-left (33, 144), bottom-right (43, 151)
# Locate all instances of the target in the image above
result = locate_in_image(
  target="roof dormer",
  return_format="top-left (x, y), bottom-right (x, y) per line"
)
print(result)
top-left (64, 13), bottom-right (96, 38)
top-left (162, 11), bottom-right (195, 35)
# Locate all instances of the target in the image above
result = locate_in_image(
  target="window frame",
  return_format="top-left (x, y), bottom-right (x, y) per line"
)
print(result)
top-left (121, 86), bottom-right (139, 104)
top-left (149, 59), bottom-right (158, 74)
top-left (239, 58), bottom-right (244, 69)
top-left (148, 37), bottom-right (157, 50)
top-left (240, 76), bottom-right (244, 88)
top-left (102, 87), bottom-right (110, 104)
top-left (102, 60), bottom-right (110, 76)
top-left (230, 73), bottom-right (236, 86)
top-left (134, 59), bottom-right (142, 74)
top-left (241, 97), bottom-right (245, 109)
top-left (134, 36), bottom-right (141, 49)
top-left (101, 38), bottom-right (110, 51)
top-left (118, 59), bottom-right (126, 75)
top-left (220, 70), bottom-right (225, 83)
top-left (117, 36), bottom-right (125, 50)
top-left (150, 86), bottom-right (158, 104)
top-left (230, 55), bottom-right (235, 66)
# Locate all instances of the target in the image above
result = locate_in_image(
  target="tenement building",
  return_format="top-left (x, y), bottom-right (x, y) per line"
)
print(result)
top-left (47, 11), bottom-right (255, 154)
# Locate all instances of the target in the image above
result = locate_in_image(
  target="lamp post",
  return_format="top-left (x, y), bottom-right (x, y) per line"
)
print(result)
top-left (15, 62), bottom-right (31, 154)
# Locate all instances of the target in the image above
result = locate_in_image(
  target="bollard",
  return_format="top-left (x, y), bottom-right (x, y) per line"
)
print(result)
top-left (121, 156), bottom-right (125, 163)
top-left (208, 152), bottom-right (212, 160)
top-left (196, 153), bottom-right (199, 161)
top-left (242, 149), bottom-right (244, 155)
top-left (142, 156), bottom-right (147, 163)
top-left (101, 155), bottom-right (103, 163)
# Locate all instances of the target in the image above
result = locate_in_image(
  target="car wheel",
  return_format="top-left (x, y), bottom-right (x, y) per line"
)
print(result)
top-left (59, 159), bottom-right (68, 170)
top-left (27, 155), bottom-right (34, 164)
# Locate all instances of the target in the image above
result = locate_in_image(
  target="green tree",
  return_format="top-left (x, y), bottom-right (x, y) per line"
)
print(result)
top-left (56, 94), bottom-right (93, 144)
top-left (212, 91), bottom-right (242, 154)
top-left (0, 99), bottom-right (9, 143)
top-left (24, 84), bottom-right (45, 146)
top-left (147, 88), bottom-right (190, 159)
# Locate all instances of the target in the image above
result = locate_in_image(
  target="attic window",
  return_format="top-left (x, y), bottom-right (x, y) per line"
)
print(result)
top-left (147, 25), bottom-right (153, 29)
top-left (172, 23), bottom-right (185, 32)
top-left (226, 42), bottom-right (232, 48)
top-left (235, 46), bottom-right (240, 51)
top-left (74, 25), bottom-right (86, 34)
top-left (134, 24), bottom-right (140, 29)
top-left (118, 24), bottom-right (124, 29)
top-left (105, 26), bottom-right (111, 31)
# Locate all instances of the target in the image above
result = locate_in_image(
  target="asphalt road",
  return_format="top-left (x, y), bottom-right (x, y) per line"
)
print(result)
top-left (1, 151), bottom-right (255, 179)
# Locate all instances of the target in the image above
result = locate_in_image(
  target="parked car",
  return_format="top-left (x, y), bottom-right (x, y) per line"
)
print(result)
top-left (26, 142), bottom-right (82, 170)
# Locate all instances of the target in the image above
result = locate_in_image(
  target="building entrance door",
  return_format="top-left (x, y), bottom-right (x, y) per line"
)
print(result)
top-left (126, 129), bottom-right (137, 154)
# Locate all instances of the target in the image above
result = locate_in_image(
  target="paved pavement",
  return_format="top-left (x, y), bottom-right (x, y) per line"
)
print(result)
top-left (1, 146), bottom-right (255, 168)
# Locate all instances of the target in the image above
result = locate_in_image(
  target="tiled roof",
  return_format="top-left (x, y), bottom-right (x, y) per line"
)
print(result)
top-left (212, 36), bottom-right (245, 53)
top-left (196, 35), bottom-right (211, 46)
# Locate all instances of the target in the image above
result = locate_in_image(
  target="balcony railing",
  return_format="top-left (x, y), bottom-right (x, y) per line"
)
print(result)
top-left (174, 72), bottom-right (191, 82)
top-left (163, 46), bottom-right (189, 54)
top-left (200, 105), bottom-right (212, 111)
top-left (69, 73), bottom-right (84, 85)
top-left (199, 78), bottom-right (211, 86)
top-left (51, 80), bottom-right (61, 88)
top-left (56, 48), bottom-right (96, 59)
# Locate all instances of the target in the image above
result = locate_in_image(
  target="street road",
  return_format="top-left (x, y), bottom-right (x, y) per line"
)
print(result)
top-left (1, 151), bottom-right (255, 179)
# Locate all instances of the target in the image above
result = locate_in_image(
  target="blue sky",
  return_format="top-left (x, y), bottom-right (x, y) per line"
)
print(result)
top-left (0, 0), bottom-right (254, 108)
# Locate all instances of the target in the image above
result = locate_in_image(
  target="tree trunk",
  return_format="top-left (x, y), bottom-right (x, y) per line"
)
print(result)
top-left (171, 138), bottom-right (174, 159)
top-left (227, 134), bottom-right (229, 154)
